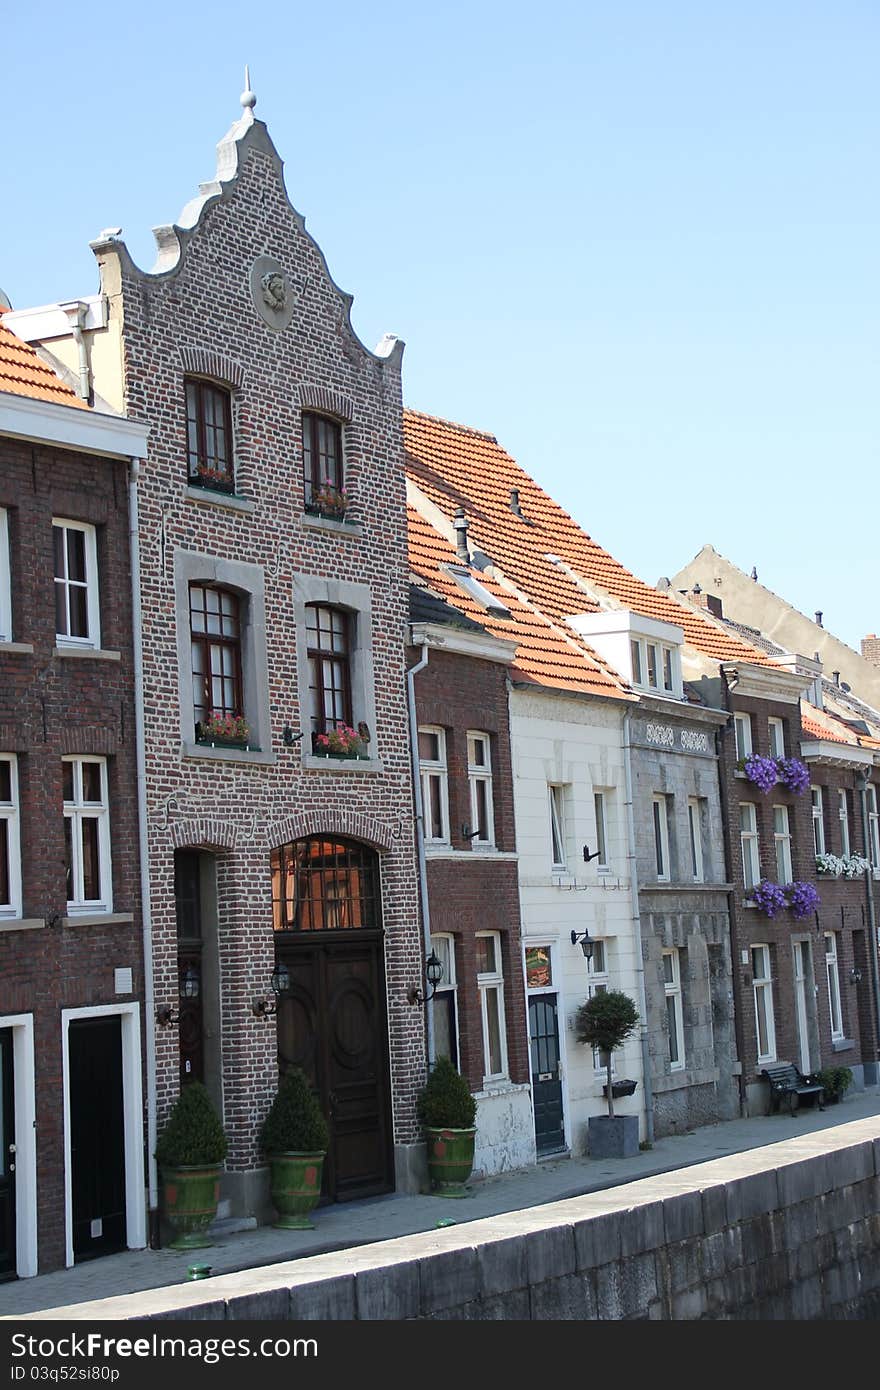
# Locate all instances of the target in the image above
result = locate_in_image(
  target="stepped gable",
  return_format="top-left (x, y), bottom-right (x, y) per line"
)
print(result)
top-left (403, 409), bottom-right (770, 667)
top-left (406, 504), bottom-right (631, 700)
top-left (0, 311), bottom-right (86, 407)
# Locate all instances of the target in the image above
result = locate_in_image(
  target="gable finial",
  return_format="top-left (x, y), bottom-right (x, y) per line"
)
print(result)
top-left (241, 65), bottom-right (256, 113)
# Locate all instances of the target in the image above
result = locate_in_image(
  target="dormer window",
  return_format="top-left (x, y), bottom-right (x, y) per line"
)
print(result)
top-left (303, 413), bottom-right (345, 517)
top-left (567, 611), bottom-right (683, 699)
top-left (630, 637), bottom-right (679, 695)
top-left (186, 379), bottom-right (234, 493)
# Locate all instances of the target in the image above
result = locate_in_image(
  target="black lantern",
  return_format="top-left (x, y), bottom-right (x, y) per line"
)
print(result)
top-left (407, 948), bottom-right (444, 1005)
top-left (571, 928), bottom-right (594, 962)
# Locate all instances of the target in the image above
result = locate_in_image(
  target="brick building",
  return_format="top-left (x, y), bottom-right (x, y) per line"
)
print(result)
top-left (0, 312), bottom-right (149, 1275)
top-left (13, 86), bottom-right (426, 1226)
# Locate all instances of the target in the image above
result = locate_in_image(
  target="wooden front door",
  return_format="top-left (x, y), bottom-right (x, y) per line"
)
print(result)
top-left (277, 934), bottom-right (393, 1201)
top-left (0, 1030), bottom-right (15, 1280)
top-left (68, 1017), bottom-right (126, 1261)
top-left (529, 994), bottom-right (565, 1155)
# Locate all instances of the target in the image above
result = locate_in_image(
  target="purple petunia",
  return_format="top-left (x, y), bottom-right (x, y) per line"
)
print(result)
top-left (741, 754), bottom-right (779, 794)
top-left (749, 880), bottom-right (789, 917)
top-left (776, 757), bottom-right (810, 795)
top-left (785, 880), bottom-right (820, 919)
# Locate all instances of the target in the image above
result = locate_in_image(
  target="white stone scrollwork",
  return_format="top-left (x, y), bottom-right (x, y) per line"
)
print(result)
top-left (645, 722), bottom-right (675, 747)
top-left (680, 729), bottom-right (709, 753)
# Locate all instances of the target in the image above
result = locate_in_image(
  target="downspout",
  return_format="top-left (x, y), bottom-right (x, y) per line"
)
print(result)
top-left (128, 458), bottom-right (159, 1245)
top-left (61, 301), bottom-right (91, 403)
top-left (406, 641), bottom-right (435, 1065)
top-left (716, 724), bottom-right (747, 1113)
top-left (622, 707), bottom-right (654, 1145)
top-left (856, 770), bottom-right (880, 1080)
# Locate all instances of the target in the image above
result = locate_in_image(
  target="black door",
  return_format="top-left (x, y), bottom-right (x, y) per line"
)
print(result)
top-left (0, 1030), bottom-right (15, 1280)
top-left (69, 1017), bottom-right (126, 1261)
top-left (277, 935), bottom-right (393, 1201)
top-left (529, 995), bottom-right (565, 1154)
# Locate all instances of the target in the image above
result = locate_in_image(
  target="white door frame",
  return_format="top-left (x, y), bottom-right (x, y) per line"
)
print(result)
top-left (792, 939), bottom-right (812, 1075)
top-left (61, 1003), bottom-right (145, 1268)
top-left (0, 1013), bottom-right (37, 1278)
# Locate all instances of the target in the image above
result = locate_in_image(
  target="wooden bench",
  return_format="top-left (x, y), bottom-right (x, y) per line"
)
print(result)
top-left (762, 1062), bottom-right (825, 1116)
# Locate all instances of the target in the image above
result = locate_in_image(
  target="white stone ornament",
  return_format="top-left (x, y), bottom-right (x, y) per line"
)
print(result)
top-left (249, 255), bottom-right (299, 332)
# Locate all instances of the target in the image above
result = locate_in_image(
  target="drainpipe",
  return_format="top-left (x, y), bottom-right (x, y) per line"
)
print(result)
top-left (128, 458), bottom-right (159, 1245)
top-left (856, 770), bottom-right (880, 1081)
top-left (715, 724), bottom-right (747, 1114)
top-left (622, 707), bottom-right (654, 1145)
top-left (61, 301), bottom-right (91, 403)
top-left (406, 642), bottom-right (435, 1066)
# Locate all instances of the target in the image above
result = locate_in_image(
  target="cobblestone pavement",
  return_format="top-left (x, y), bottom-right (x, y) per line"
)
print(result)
top-left (4, 1086), bottom-right (880, 1317)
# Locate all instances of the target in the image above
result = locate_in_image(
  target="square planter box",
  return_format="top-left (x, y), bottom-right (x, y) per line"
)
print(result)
top-left (588, 1114), bottom-right (639, 1159)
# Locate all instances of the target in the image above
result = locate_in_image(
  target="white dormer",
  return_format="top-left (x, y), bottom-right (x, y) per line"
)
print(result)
top-left (565, 610), bottom-right (686, 700)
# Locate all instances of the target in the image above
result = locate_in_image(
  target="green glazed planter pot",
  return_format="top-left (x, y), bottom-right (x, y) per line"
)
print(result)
top-left (425, 1126), bottom-right (476, 1197)
top-left (267, 1151), bottom-right (325, 1228)
top-left (160, 1164), bottom-right (222, 1249)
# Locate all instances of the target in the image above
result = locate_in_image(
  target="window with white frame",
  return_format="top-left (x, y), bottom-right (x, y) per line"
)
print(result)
top-left (824, 933), bottom-right (843, 1042)
top-left (773, 804), bottom-right (792, 884)
top-left (63, 756), bottom-right (111, 914)
top-left (0, 508), bottom-right (11, 642)
top-left (467, 732), bottom-right (494, 847)
top-left (475, 932), bottom-right (508, 1081)
top-left (549, 784), bottom-right (567, 869)
top-left (662, 948), bottom-right (685, 1070)
top-left (53, 519), bottom-right (100, 648)
top-left (418, 727), bottom-right (450, 844)
top-left (740, 802), bottom-right (760, 891)
top-left (429, 932), bottom-right (459, 1068)
top-left (734, 713), bottom-right (752, 760)
top-left (652, 795), bottom-right (670, 881)
top-left (587, 940), bottom-right (612, 1073)
top-left (630, 637), bottom-right (679, 696)
top-left (0, 755), bottom-right (21, 918)
top-left (838, 789), bottom-right (850, 857)
top-left (768, 717), bottom-right (785, 759)
top-left (630, 639), bottom-right (643, 686)
top-left (687, 798), bottom-right (704, 882)
top-left (751, 944), bottom-right (776, 1064)
top-left (867, 785), bottom-right (880, 870)
top-left (811, 786), bottom-right (825, 856)
top-left (593, 791), bottom-right (609, 869)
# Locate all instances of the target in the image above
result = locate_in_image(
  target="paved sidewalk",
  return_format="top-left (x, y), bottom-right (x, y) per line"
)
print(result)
top-left (4, 1086), bottom-right (880, 1317)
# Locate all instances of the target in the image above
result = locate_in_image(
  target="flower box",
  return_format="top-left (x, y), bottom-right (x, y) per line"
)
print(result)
top-left (311, 726), bottom-right (368, 759)
top-left (196, 715), bottom-right (251, 749)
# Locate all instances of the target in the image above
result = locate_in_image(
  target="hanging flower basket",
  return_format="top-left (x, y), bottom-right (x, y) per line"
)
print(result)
top-left (749, 879), bottom-right (821, 919)
top-left (737, 754), bottom-right (779, 793)
top-left (748, 880), bottom-right (789, 917)
top-left (776, 757), bottom-right (810, 795)
top-left (306, 483), bottom-right (348, 520)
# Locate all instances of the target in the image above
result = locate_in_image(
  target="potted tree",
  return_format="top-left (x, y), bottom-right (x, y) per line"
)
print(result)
top-left (575, 989), bottom-right (641, 1159)
top-left (416, 1055), bottom-right (477, 1197)
top-left (259, 1068), bottom-right (330, 1229)
top-left (155, 1082), bottom-right (228, 1249)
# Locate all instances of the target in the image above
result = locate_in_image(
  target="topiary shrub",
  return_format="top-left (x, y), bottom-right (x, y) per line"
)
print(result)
top-left (416, 1055), bottom-right (477, 1130)
top-left (816, 1065), bottom-right (853, 1103)
top-left (155, 1082), bottom-right (227, 1168)
top-left (575, 990), bottom-right (640, 1117)
top-left (259, 1068), bottom-right (329, 1154)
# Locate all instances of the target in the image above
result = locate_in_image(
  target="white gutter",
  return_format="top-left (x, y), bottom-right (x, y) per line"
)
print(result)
top-left (128, 458), bottom-right (159, 1241)
top-left (405, 641), bottom-right (435, 1065)
top-left (622, 707), bottom-right (655, 1145)
top-left (0, 391), bottom-right (149, 460)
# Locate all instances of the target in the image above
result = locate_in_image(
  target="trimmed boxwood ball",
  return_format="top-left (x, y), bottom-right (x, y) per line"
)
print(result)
top-left (575, 990), bottom-right (640, 1118)
top-left (260, 1068), bottom-right (329, 1154)
top-left (155, 1082), bottom-right (228, 1168)
top-left (416, 1055), bottom-right (477, 1130)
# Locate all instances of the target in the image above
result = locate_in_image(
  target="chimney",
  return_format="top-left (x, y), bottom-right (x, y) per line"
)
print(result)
top-left (832, 671), bottom-right (840, 686)
top-left (453, 507), bottom-right (470, 564)
top-left (815, 611), bottom-right (823, 627)
top-left (861, 635), bottom-right (880, 669)
top-left (689, 587), bottom-right (724, 619)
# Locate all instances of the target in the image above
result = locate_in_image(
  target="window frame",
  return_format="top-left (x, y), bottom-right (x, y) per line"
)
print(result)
top-left (418, 727), bottom-right (450, 845)
top-left (824, 932), bottom-right (844, 1042)
top-left (549, 784), bottom-right (567, 870)
top-left (838, 789), bottom-right (850, 857)
top-left (773, 803), bottom-right (793, 884)
top-left (0, 508), bottom-right (10, 642)
top-left (751, 944), bottom-right (776, 1065)
top-left (740, 801), bottom-right (760, 891)
top-left (811, 786), bottom-right (825, 857)
top-left (53, 518), bottom-right (100, 650)
top-left (768, 717), bottom-right (785, 760)
top-left (593, 790), bottom-right (609, 870)
top-left (662, 948), bottom-right (685, 1071)
top-left (687, 797), bottom-right (704, 883)
top-left (867, 785), bottom-right (880, 870)
top-left (734, 713), bottom-right (752, 761)
top-left (467, 731), bottom-right (495, 848)
top-left (306, 603), bottom-right (354, 742)
top-left (189, 584), bottom-right (245, 732)
top-left (0, 754), bottom-right (21, 919)
top-left (429, 932), bottom-right (459, 1069)
top-left (302, 412), bottom-right (344, 512)
top-left (475, 930), bottom-right (508, 1083)
top-left (63, 755), bottom-right (112, 915)
top-left (652, 794), bottom-right (670, 882)
top-left (587, 941), bottom-right (613, 1074)
top-left (630, 637), bottom-right (680, 696)
top-left (185, 377), bottom-right (235, 493)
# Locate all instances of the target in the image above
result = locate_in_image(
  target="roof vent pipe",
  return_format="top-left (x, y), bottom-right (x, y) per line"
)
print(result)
top-left (510, 488), bottom-right (524, 517)
top-left (453, 507), bottom-right (470, 564)
top-left (833, 671), bottom-right (840, 685)
top-left (815, 611), bottom-right (823, 627)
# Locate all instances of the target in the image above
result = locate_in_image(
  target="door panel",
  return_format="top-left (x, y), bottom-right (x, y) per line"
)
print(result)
top-left (69, 1017), bottom-right (126, 1261)
top-left (529, 995), bottom-right (565, 1154)
top-left (0, 1030), bottom-right (15, 1280)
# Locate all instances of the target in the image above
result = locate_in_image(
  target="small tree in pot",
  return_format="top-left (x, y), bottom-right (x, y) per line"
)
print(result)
top-left (155, 1082), bottom-right (228, 1249)
top-left (575, 990), bottom-right (641, 1158)
top-left (416, 1055), bottom-right (477, 1196)
top-left (259, 1068), bottom-right (329, 1229)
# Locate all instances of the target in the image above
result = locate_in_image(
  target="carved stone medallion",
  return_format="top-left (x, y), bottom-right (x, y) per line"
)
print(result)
top-left (249, 255), bottom-right (300, 332)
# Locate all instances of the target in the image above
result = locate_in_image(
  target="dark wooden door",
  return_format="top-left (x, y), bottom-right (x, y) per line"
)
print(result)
top-left (0, 1030), bottom-right (15, 1280)
top-left (277, 934), bottom-right (393, 1200)
top-left (69, 1017), bottom-right (126, 1260)
top-left (529, 994), bottom-right (565, 1154)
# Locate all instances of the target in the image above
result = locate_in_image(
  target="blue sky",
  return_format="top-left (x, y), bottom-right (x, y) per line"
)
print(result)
top-left (6, 3), bottom-right (878, 651)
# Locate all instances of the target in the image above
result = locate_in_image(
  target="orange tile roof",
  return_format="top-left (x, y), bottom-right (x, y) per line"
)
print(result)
top-left (0, 311), bottom-right (86, 408)
top-left (801, 705), bottom-right (859, 747)
top-left (404, 409), bottom-right (769, 669)
top-left (407, 506), bottom-right (631, 700)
